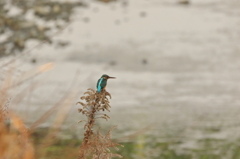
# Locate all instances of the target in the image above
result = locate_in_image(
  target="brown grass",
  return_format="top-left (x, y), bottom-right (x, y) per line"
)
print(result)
top-left (0, 79), bottom-right (35, 159)
top-left (0, 112), bottom-right (35, 159)
top-left (0, 63), bottom-right (54, 159)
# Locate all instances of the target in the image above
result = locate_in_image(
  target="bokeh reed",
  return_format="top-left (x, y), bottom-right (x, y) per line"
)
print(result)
top-left (0, 62), bottom-right (54, 159)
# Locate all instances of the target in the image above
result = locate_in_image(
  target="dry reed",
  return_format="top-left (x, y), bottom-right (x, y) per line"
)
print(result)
top-left (0, 62), bottom-right (54, 159)
top-left (77, 88), bottom-right (123, 159)
top-left (0, 106), bottom-right (35, 159)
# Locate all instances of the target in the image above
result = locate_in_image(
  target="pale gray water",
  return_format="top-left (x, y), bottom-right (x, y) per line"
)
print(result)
top-left (1, 0), bottom-right (240, 146)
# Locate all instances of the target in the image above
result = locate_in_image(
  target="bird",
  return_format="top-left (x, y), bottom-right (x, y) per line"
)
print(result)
top-left (96, 74), bottom-right (115, 93)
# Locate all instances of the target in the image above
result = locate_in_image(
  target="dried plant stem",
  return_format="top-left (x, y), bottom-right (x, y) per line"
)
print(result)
top-left (77, 89), bottom-right (122, 159)
top-left (83, 102), bottom-right (96, 145)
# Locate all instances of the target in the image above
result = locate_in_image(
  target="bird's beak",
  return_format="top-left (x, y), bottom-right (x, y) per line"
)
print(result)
top-left (108, 77), bottom-right (116, 79)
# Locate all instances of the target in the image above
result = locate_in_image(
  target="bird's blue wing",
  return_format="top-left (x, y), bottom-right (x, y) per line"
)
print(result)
top-left (97, 78), bottom-right (103, 93)
top-left (96, 79), bottom-right (100, 88)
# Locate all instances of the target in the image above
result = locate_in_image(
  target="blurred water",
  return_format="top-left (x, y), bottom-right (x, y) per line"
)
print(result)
top-left (2, 0), bottom-right (240, 144)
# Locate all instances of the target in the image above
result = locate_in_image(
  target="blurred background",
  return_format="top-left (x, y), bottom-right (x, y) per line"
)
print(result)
top-left (1, 0), bottom-right (240, 158)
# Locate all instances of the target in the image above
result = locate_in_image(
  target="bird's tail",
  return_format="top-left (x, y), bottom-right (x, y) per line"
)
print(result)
top-left (97, 87), bottom-right (101, 93)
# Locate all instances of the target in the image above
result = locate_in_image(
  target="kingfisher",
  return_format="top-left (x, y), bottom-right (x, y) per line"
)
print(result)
top-left (96, 74), bottom-right (116, 93)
